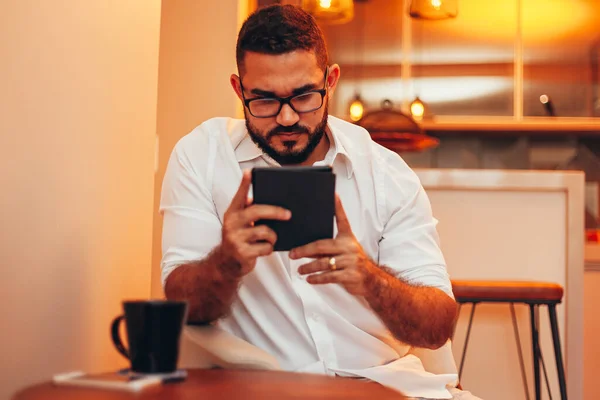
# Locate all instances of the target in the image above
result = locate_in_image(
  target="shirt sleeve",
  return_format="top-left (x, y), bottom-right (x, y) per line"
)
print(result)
top-left (377, 155), bottom-right (454, 298)
top-left (159, 143), bottom-right (222, 288)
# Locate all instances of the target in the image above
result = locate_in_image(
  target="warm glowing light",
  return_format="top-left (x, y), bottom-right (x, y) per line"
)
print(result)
top-left (411, 0), bottom-right (594, 49)
top-left (338, 77), bottom-right (513, 117)
top-left (540, 94), bottom-right (549, 104)
top-left (304, 0), bottom-right (354, 25)
top-left (410, 98), bottom-right (425, 120)
top-left (349, 98), bottom-right (364, 121)
top-left (431, 0), bottom-right (442, 11)
top-left (319, 0), bottom-right (332, 9)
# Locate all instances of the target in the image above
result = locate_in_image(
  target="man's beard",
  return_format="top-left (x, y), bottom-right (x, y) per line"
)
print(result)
top-left (245, 103), bottom-right (329, 165)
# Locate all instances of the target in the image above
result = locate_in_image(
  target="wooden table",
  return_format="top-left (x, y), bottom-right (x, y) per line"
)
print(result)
top-left (12, 369), bottom-right (406, 399)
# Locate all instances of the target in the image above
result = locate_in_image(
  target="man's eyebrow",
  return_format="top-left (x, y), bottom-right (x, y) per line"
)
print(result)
top-left (291, 83), bottom-right (319, 95)
top-left (249, 88), bottom-right (276, 97)
top-left (249, 82), bottom-right (319, 97)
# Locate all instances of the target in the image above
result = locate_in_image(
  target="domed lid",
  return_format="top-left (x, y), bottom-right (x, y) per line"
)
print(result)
top-left (357, 100), bottom-right (439, 152)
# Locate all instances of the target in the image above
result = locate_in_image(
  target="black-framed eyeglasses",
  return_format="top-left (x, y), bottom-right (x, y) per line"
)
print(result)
top-left (240, 69), bottom-right (329, 118)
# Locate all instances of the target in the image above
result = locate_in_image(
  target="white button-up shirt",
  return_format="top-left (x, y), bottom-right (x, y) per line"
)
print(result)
top-left (160, 116), bottom-right (457, 398)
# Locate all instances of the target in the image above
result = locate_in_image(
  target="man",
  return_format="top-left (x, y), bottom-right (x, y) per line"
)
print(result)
top-left (161, 4), bottom-right (479, 399)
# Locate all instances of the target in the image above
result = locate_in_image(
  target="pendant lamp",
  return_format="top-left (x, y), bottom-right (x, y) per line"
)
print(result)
top-left (349, 95), bottom-right (365, 121)
top-left (409, 0), bottom-right (458, 20)
top-left (300, 0), bottom-right (354, 24)
top-left (410, 97), bottom-right (426, 121)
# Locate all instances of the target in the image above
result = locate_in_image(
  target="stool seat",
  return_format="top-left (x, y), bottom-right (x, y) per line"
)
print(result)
top-left (452, 280), bottom-right (564, 304)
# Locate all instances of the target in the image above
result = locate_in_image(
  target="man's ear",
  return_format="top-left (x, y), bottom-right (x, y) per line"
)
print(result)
top-left (326, 64), bottom-right (341, 97)
top-left (230, 74), bottom-right (243, 101)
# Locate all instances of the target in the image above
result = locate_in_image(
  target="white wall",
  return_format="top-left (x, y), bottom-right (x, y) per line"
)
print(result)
top-left (150, 0), bottom-right (248, 298)
top-left (0, 1), bottom-right (161, 398)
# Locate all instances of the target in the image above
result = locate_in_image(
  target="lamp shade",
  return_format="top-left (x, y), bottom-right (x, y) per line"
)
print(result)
top-left (301, 0), bottom-right (354, 24)
top-left (409, 0), bottom-right (458, 20)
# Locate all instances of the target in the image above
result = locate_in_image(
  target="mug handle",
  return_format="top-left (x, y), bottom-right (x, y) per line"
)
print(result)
top-left (110, 315), bottom-right (129, 359)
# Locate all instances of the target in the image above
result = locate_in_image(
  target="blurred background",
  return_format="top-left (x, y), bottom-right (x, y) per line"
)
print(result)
top-left (1, 1), bottom-right (598, 400)
top-left (278, 0), bottom-right (600, 234)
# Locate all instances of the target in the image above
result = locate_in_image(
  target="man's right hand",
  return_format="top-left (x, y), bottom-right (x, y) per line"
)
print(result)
top-left (218, 169), bottom-right (291, 278)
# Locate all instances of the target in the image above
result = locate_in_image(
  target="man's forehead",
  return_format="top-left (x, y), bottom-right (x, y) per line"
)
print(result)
top-left (241, 51), bottom-right (322, 90)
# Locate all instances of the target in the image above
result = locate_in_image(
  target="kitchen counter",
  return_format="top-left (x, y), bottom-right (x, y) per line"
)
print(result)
top-left (414, 168), bottom-right (584, 400)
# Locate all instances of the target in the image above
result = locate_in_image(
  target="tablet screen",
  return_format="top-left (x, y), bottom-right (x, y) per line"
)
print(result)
top-left (252, 166), bottom-right (335, 251)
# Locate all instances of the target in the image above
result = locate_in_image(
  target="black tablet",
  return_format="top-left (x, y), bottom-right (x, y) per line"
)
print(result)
top-left (251, 166), bottom-right (336, 251)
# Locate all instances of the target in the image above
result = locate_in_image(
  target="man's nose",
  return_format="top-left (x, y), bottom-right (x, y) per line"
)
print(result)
top-left (276, 103), bottom-right (300, 127)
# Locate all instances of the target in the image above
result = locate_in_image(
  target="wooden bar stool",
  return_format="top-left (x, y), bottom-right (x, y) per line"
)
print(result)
top-left (451, 280), bottom-right (567, 400)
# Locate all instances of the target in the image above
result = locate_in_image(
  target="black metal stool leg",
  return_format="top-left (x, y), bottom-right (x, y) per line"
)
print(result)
top-left (530, 304), bottom-right (541, 400)
top-left (452, 303), bottom-right (462, 341)
top-left (538, 336), bottom-right (554, 400)
top-left (548, 304), bottom-right (568, 400)
top-left (458, 302), bottom-right (477, 379)
top-left (510, 303), bottom-right (530, 400)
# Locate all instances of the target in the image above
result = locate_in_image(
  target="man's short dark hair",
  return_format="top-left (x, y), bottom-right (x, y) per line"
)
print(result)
top-left (236, 4), bottom-right (329, 75)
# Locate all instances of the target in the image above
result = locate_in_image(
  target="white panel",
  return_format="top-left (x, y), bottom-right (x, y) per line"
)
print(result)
top-left (428, 189), bottom-right (567, 400)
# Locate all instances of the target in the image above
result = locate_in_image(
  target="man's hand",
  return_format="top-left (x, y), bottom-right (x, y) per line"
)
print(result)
top-left (219, 170), bottom-right (292, 278)
top-left (164, 170), bottom-right (290, 324)
top-left (290, 195), bottom-right (376, 296)
top-left (290, 194), bottom-right (456, 349)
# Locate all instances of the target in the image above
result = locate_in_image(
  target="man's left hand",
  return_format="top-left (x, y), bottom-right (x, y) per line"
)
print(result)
top-left (289, 195), bottom-right (377, 296)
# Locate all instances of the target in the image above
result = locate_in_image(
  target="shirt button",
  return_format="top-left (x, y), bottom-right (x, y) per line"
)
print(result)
top-left (311, 313), bottom-right (321, 322)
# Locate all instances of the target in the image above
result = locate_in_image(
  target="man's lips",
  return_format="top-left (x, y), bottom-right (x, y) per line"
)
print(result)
top-left (274, 132), bottom-right (304, 138)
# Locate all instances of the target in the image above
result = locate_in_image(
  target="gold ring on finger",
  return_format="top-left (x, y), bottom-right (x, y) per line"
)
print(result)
top-left (329, 257), bottom-right (337, 271)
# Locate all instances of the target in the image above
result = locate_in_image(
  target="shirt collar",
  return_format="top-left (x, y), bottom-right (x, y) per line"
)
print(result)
top-left (231, 118), bottom-right (354, 179)
top-left (323, 123), bottom-right (354, 179)
top-left (230, 120), bottom-right (263, 163)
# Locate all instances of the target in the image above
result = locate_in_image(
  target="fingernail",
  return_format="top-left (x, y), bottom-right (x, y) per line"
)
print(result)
top-left (285, 210), bottom-right (292, 219)
top-left (289, 250), bottom-right (296, 258)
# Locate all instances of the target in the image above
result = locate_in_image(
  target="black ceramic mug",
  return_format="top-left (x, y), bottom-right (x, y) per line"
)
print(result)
top-left (111, 300), bottom-right (188, 374)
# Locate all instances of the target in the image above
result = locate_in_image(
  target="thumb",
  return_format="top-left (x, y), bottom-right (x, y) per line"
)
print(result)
top-left (335, 195), bottom-right (352, 235)
top-left (229, 170), bottom-right (252, 210)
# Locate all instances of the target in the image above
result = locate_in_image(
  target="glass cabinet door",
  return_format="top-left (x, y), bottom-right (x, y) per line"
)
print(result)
top-left (322, 0), bottom-right (405, 119)
top-left (411, 0), bottom-right (516, 116)
top-left (522, 0), bottom-right (600, 117)
top-left (273, 0), bottom-right (600, 120)
top-left (323, 0), bottom-right (518, 118)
